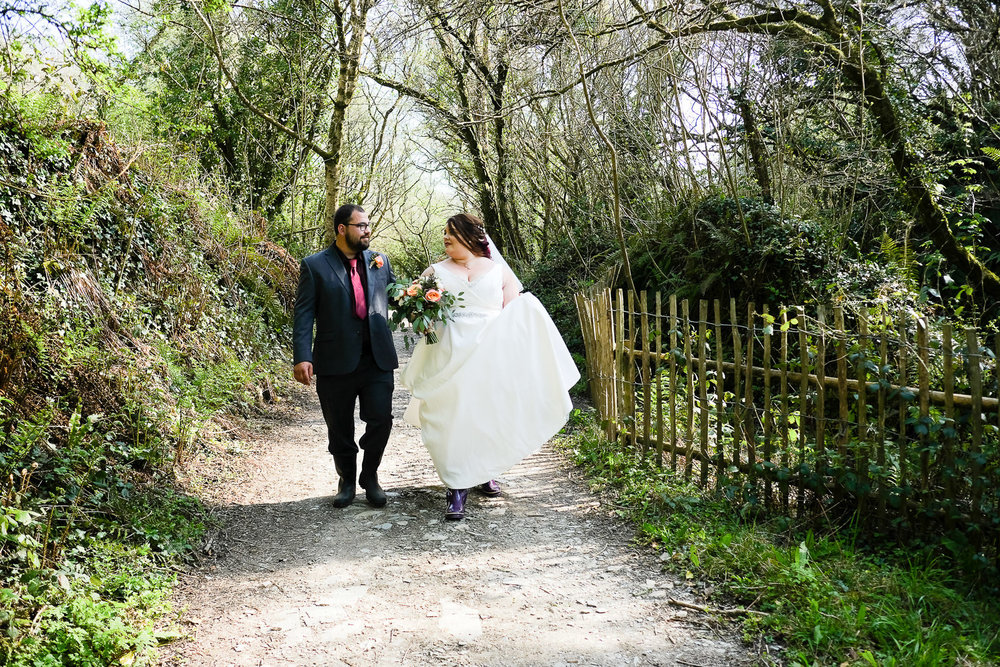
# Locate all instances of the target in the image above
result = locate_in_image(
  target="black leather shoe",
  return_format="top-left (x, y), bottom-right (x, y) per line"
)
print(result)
top-left (359, 472), bottom-right (387, 508)
top-left (445, 488), bottom-right (469, 520)
top-left (477, 480), bottom-right (501, 497)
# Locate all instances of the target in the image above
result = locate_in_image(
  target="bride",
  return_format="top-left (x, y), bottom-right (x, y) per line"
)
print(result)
top-left (400, 213), bottom-right (580, 520)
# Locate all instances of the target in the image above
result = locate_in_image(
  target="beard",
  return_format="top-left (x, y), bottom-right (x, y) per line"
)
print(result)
top-left (345, 234), bottom-right (370, 254)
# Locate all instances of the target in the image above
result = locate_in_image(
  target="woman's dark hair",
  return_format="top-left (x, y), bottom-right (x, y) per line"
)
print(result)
top-left (334, 203), bottom-right (365, 233)
top-left (446, 213), bottom-right (491, 258)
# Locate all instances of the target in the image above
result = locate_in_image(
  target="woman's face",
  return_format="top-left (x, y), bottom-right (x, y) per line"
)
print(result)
top-left (443, 224), bottom-right (473, 259)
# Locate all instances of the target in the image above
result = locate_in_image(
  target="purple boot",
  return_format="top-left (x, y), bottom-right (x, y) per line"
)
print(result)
top-left (445, 488), bottom-right (469, 520)
top-left (477, 480), bottom-right (501, 497)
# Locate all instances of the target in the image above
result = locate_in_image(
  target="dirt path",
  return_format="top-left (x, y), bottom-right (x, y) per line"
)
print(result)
top-left (163, 341), bottom-right (756, 666)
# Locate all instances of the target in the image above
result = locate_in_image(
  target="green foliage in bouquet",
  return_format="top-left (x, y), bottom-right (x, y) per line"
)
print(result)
top-left (388, 275), bottom-right (463, 346)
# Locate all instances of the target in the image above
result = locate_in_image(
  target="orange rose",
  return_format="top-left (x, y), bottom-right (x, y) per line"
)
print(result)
top-left (371, 255), bottom-right (384, 269)
top-left (425, 289), bottom-right (441, 303)
top-left (405, 284), bottom-right (421, 297)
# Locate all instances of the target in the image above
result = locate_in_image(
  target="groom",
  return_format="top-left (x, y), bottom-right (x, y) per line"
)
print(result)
top-left (293, 204), bottom-right (398, 508)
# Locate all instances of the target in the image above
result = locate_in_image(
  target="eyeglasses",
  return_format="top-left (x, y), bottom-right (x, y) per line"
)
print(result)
top-left (345, 223), bottom-right (370, 231)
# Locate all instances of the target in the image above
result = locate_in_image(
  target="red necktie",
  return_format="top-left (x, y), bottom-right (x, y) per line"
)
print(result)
top-left (349, 258), bottom-right (366, 320)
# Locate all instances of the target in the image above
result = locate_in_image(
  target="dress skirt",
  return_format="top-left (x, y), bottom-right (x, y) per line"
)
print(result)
top-left (400, 263), bottom-right (579, 489)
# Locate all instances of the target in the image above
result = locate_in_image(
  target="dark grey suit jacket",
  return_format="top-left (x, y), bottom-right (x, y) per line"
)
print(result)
top-left (293, 246), bottom-right (398, 375)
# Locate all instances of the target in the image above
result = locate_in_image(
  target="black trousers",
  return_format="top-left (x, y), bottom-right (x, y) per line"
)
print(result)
top-left (315, 354), bottom-right (394, 465)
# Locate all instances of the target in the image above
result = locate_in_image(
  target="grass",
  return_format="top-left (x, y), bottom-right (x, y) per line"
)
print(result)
top-left (554, 410), bottom-right (1000, 666)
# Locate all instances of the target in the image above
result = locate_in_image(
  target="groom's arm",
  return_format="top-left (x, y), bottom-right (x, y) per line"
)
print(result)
top-left (386, 254), bottom-right (397, 287)
top-left (383, 255), bottom-right (398, 310)
top-left (292, 259), bottom-right (317, 384)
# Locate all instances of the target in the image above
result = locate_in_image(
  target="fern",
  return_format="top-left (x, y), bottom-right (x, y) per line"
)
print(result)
top-left (879, 232), bottom-right (916, 286)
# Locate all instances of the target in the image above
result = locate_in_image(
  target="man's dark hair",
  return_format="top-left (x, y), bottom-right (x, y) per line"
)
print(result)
top-left (334, 204), bottom-right (365, 234)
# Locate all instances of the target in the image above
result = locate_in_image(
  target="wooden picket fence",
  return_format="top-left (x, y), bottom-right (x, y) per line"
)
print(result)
top-left (575, 290), bottom-right (1000, 548)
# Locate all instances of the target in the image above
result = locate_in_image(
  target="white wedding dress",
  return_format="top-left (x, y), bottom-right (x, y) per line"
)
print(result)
top-left (400, 261), bottom-right (580, 488)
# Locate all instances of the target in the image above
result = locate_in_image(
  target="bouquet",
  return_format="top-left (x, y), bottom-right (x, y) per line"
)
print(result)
top-left (388, 275), bottom-right (463, 345)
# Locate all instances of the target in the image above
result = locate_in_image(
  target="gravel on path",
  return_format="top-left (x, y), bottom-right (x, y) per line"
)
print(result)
top-left (162, 339), bottom-right (756, 666)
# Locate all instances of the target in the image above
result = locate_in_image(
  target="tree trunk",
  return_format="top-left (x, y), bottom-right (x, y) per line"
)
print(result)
top-left (689, 4), bottom-right (1000, 303)
top-left (827, 21), bottom-right (1000, 301)
top-left (323, 2), bottom-right (370, 244)
top-left (489, 62), bottom-right (528, 261)
top-left (186, 0), bottom-right (366, 245)
top-left (463, 126), bottom-right (503, 246)
top-left (736, 96), bottom-right (772, 204)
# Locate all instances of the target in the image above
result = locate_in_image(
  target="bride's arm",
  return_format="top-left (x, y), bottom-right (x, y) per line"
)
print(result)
top-left (419, 266), bottom-right (434, 279)
top-left (501, 267), bottom-right (519, 307)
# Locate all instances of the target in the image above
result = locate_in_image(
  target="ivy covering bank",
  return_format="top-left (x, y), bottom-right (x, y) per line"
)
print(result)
top-left (0, 93), bottom-right (297, 665)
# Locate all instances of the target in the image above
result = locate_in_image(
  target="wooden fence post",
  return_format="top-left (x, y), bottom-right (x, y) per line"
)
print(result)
top-left (968, 329), bottom-right (984, 524)
top-left (918, 319), bottom-right (930, 492)
top-left (683, 299), bottom-right (695, 480)
top-left (603, 289), bottom-right (617, 440)
top-left (943, 324), bottom-right (955, 503)
top-left (835, 306), bottom-right (848, 504)
top-left (762, 304), bottom-right (773, 506)
top-left (745, 302), bottom-right (757, 489)
top-left (627, 290), bottom-right (637, 447)
top-left (994, 334), bottom-right (999, 531)
top-left (714, 299), bottom-right (725, 490)
top-left (641, 291), bottom-right (651, 454)
top-left (798, 305), bottom-right (809, 515)
top-left (699, 299), bottom-right (709, 486)
top-left (576, 294), bottom-right (598, 418)
top-left (815, 306), bottom-right (828, 495)
top-left (780, 308), bottom-right (791, 513)
top-left (877, 314), bottom-right (889, 527)
top-left (857, 309), bottom-right (870, 513)
top-left (731, 298), bottom-right (743, 470)
top-left (669, 295), bottom-right (678, 470)
top-left (655, 293), bottom-right (664, 465)
top-left (616, 289), bottom-right (626, 444)
top-left (896, 316), bottom-right (910, 532)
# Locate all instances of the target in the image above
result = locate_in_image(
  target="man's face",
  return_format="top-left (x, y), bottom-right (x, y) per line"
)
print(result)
top-left (340, 210), bottom-right (371, 254)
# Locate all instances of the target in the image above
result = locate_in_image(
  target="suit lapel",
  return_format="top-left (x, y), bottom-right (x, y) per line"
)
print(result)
top-left (362, 250), bottom-right (377, 304)
top-left (326, 247), bottom-right (378, 313)
top-left (323, 246), bottom-right (350, 291)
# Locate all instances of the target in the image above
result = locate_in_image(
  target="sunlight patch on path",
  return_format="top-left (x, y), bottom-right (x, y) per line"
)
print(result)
top-left (437, 597), bottom-right (483, 640)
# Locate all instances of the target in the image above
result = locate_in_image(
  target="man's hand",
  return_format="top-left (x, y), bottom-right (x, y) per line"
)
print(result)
top-left (294, 361), bottom-right (314, 386)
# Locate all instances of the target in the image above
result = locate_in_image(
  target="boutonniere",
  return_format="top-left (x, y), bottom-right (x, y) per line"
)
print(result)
top-left (369, 254), bottom-right (384, 270)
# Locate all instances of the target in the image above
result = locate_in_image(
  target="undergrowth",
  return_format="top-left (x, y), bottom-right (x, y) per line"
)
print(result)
top-left (1, 92), bottom-right (296, 664)
top-left (555, 409), bottom-right (1000, 666)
